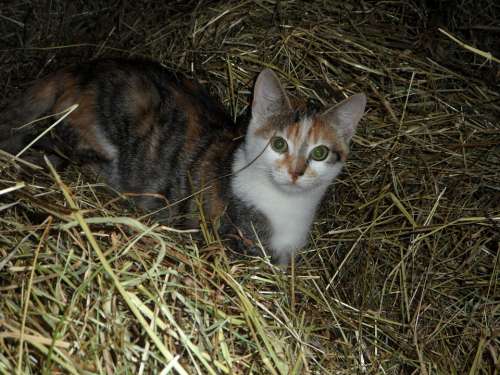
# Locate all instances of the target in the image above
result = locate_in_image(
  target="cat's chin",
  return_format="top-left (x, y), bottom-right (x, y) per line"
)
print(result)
top-left (273, 180), bottom-right (320, 194)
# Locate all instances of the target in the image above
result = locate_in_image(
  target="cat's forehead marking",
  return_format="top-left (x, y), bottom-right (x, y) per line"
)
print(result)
top-left (284, 122), bottom-right (302, 146)
top-left (308, 116), bottom-right (327, 144)
top-left (254, 112), bottom-right (291, 138)
top-left (254, 99), bottom-right (313, 139)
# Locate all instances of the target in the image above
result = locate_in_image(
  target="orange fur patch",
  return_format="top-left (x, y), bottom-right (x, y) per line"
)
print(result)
top-left (197, 143), bottom-right (227, 220)
top-left (276, 152), bottom-right (293, 169)
top-left (208, 182), bottom-right (226, 219)
top-left (184, 101), bottom-right (202, 151)
top-left (53, 77), bottom-right (113, 160)
top-left (29, 77), bottom-right (58, 106)
top-left (310, 117), bottom-right (348, 161)
top-left (170, 87), bottom-right (203, 152)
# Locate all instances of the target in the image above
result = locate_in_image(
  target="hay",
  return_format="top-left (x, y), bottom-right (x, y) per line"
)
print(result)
top-left (1, 0), bottom-right (499, 373)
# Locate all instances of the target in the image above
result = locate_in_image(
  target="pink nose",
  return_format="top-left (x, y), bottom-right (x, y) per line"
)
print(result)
top-left (289, 170), bottom-right (304, 182)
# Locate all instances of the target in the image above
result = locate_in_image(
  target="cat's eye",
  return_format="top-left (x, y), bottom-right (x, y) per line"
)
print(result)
top-left (270, 136), bottom-right (288, 153)
top-left (310, 145), bottom-right (330, 161)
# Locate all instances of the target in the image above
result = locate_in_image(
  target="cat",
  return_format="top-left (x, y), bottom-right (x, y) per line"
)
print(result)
top-left (0, 58), bottom-right (367, 265)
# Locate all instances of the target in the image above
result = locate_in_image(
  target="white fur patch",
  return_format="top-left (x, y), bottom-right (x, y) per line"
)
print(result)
top-left (232, 148), bottom-right (329, 264)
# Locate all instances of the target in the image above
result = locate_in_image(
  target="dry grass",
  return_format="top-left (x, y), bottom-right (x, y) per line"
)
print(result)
top-left (1, 0), bottom-right (499, 373)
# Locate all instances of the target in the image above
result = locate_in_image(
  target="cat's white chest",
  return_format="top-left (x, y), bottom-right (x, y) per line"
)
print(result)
top-left (232, 154), bottom-right (324, 262)
top-left (260, 190), bottom-right (314, 253)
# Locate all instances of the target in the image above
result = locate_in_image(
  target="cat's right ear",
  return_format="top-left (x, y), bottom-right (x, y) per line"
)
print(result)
top-left (321, 93), bottom-right (367, 144)
top-left (251, 69), bottom-right (291, 121)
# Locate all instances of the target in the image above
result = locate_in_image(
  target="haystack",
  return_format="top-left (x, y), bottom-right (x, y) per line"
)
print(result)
top-left (1, 1), bottom-right (499, 373)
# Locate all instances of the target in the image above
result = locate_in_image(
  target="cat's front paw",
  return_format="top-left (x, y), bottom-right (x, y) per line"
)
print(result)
top-left (223, 233), bottom-right (267, 259)
top-left (272, 252), bottom-right (292, 268)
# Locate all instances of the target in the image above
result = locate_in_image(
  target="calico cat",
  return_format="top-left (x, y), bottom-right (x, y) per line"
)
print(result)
top-left (0, 59), bottom-right (366, 265)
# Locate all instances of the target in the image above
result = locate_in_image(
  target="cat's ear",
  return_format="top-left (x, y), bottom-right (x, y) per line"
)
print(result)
top-left (252, 69), bottom-right (291, 120)
top-left (321, 93), bottom-right (367, 143)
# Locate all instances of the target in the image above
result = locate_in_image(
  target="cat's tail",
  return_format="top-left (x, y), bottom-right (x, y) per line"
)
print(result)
top-left (0, 74), bottom-right (61, 155)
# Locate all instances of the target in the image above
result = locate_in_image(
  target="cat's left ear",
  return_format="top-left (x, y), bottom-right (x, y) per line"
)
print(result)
top-left (321, 93), bottom-right (367, 143)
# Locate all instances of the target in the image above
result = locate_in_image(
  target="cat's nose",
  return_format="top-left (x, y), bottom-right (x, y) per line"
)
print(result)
top-left (289, 157), bottom-right (307, 183)
top-left (289, 169), bottom-right (305, 182)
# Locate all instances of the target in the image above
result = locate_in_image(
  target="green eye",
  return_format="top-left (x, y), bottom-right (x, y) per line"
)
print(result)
top-left (270, 136), bottom-right (288, 153)
top-left (310, 145), bottom-right (330, 161)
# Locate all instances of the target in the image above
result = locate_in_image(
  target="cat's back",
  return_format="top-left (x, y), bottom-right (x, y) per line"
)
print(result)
top-left (50, 58), bottom-right (234, 134)
top-left (2, 57), bottom-right (240, 161)
top-left (1, 58), bottom-right (236, 137)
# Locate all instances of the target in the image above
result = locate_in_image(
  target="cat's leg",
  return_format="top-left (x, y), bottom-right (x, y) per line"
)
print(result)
top-left (0, 129), bottom-right (68, 169)
top-left (0, 128), bottom-right (68, 169)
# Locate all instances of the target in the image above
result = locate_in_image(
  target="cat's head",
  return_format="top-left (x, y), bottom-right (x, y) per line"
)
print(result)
top-left (244, 69), bottom-right (366, 194)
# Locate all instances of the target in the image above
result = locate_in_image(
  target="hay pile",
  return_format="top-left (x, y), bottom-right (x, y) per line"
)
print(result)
top-left (1, 0), bottom-right (499, 373)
